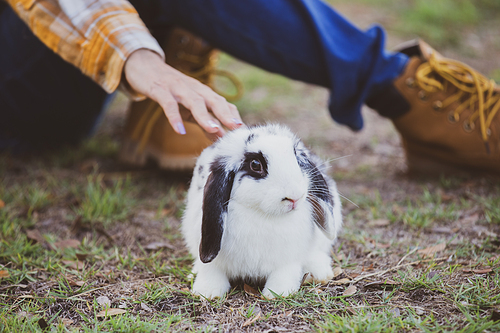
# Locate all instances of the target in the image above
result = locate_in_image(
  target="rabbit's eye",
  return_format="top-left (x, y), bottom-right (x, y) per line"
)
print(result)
top-left (250, 159), bottom-right (263, 173)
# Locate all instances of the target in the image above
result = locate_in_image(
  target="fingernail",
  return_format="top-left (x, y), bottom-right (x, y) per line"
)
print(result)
top-left (176, 122), bottom-right (186, 135)
top-left (232, 118), bottom-right (243, 125)
top-left (208, 120), bottom-right (220, 129)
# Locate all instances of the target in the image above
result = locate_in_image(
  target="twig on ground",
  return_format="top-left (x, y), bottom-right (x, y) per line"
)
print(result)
top-left (351, 257), bottom-right (448, 284)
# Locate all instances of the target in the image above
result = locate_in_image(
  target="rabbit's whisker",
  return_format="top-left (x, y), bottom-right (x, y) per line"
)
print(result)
top-left (337, 191), bottom-right (359, 208)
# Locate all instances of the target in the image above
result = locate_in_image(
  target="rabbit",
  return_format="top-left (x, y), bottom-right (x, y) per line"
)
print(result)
top-left (181, 124), bottom-right (342, 299)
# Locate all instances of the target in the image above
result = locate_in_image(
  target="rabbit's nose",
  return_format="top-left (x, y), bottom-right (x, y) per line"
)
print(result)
top-left (282, 197), bottom-right (299, 210)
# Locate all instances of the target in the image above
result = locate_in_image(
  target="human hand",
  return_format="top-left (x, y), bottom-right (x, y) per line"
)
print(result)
top-left (123, 49), bottom-right (243, 137)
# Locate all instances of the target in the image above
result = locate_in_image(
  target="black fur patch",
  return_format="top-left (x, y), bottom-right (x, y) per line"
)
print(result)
top-left (296, 152), bottom-right (332, 205)
top-left (241, 151), bottom-right (268, 179)
top-left (245, 133), bottom-right (256, 144)
top-left (200, 157), bottom-right (235, 263)
top-left (307, 195), bottom-right (328, 232)
top-left (295, 149), bottom-right (335, 236)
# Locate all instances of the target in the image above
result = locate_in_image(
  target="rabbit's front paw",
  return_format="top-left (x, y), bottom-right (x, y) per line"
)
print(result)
top-left (262, 265), bottom-right (303, 299)
top-left (192, 282), bottom-right (230, 299)
top-left (305, 265), bottom-right (334, 284)
top-left (192, 266), bottom-right (230, 299)
top-left (305, 253), bottom-right (334, 284)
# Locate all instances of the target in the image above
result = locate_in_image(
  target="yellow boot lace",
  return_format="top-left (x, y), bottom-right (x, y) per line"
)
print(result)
top-left (414, 53), bottom-right (500, 153)
top-left (130, 51), bottom-right (244, 153)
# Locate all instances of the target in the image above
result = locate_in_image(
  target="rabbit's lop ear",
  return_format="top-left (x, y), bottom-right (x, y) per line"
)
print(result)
top-left (299, 156), bottom-right (337, 240)
top-left (200, 159), bottom-right (235, 263)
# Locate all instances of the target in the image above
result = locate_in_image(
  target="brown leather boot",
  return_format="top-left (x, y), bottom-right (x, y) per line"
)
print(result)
top-left (382, 40), bottom-right (500, 175)
top-left (120, 28), bottom-right (235, 170)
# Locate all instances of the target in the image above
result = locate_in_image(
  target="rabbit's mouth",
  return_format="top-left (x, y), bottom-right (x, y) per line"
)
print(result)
top-left (281, 193), bottom-right (306, 212)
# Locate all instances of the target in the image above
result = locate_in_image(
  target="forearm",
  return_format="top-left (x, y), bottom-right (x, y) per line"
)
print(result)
top-left (6, 0), bottom-right (164, 96)
top-left (6, 0), bottom-right (243, 135)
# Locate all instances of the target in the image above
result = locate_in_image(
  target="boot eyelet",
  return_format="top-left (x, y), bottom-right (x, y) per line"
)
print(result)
top-left (432, 100), bottom-right (443, 111)
top-left (405, 77), bottom-right (416, 88)
top-left (463, 120), bottom-right (475, 132)
top-left (418, 90), bottom-right (428, 101)
top-left (448, 112), bottom-right (459, 123)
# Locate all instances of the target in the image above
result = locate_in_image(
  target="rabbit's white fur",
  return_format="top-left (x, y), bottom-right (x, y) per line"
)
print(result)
top-left (182, 124), bottom-right (342, 299)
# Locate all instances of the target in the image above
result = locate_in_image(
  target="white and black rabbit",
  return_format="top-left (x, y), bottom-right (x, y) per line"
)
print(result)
top-left (182, 124), bottom-right (342, 299)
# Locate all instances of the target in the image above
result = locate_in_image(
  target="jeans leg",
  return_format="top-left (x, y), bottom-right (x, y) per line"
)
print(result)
top-left (0, 5), bottom-right (107, 151)
top-left (133, 0), bottom-right (408, 130)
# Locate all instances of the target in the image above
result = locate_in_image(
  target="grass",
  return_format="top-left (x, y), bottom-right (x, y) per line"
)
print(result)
top-left (1, 167), bottom-right (500, 330)
top-left (74, 174), bottom-right (133, 227)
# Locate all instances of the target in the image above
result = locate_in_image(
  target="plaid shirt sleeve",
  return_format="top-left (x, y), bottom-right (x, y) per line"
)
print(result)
top-left (6, 0), bottom-right (165, 98)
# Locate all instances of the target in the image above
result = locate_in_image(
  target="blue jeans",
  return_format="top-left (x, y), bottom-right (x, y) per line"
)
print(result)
top-left (0, 0), bottom-right (408, 150)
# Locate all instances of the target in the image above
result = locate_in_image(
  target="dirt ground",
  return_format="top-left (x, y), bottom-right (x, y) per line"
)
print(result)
top-left (1, 1), bottom-right (500, 332)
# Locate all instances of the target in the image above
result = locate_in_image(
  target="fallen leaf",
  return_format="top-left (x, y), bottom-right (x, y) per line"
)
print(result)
top-left (160, 208), bottom-right (173, 217)
top-left (367, 219), bottom-right (390, 227)
top-left (18, 311), bottom-right (32, 319)
top-left (417, 243), bottom-right (446, 257)
top-left (333, 252), bottom-right (345, 262)
top-left (491, 309), bottom-right (500, 322)
top-left (69, 279), bottom-right (85, 287)
top-left (472, 268), bottom-right (493, 274)
top-left (431, 227), bottom-right (453, 234)
top-left (26, 229), bottom-right (45, 244)
top-left (348, 273), bottom-right (360, 278)
top-left (333, 266), bottom-right (343, 278)
top-left (141, 302), bottom-right (152, 312)
top-left (331, 278), bottom-right (351, 285)
top-left (0, 270), bottom-right (9, 279)
top-left (362, 263), bottom-right (374, 272)
top-left (97, 296), bottom-right (111, 308)
top-left (38, 318), bottom-right (49, 330)
top-left (415, 307), bottom-right (425, 315)
top-left (75, 253), bottom-right (89, 261)
top-left (244, 284), bottom-right (260, 297)
top-left (61, 260), bottom-right (85, 270)
top-left (53, 239), bottom-right (81, 250)
top-left (390, 307), bottom-right (401, 317)
top-left (375, 242), bottom-right (390, 249)
top-left (0, 199), bottom-right (5, 209)
top-left (61, 318), bottom-right (74, 326)
top-left (460, 213), bottom-right (479, 225)
top-left (342, 285), bottom-right (357, 297)
top-left (440, 193), bottom-right (454, 202)
top-left (144, 241), bottom-right (175, 251)
top-left (96, 308), bottom-right (126, 318)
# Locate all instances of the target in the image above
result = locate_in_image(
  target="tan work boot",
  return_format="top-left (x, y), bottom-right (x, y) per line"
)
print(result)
top-left (389, 40), bottom-right (500, 176)
top-left (120, 28), bottom-right (241, 170)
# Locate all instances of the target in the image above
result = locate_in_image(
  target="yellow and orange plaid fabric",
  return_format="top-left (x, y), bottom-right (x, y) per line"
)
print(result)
top-left (6, 0), bottom-right (164, 98)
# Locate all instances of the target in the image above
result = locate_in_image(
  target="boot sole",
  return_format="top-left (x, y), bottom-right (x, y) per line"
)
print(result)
top-left (119, 138), bottom-right (197, 171)
top-left (405, 150), bottom-right (470, 176)
top-left (404, 140), bottom-right (500, 177)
